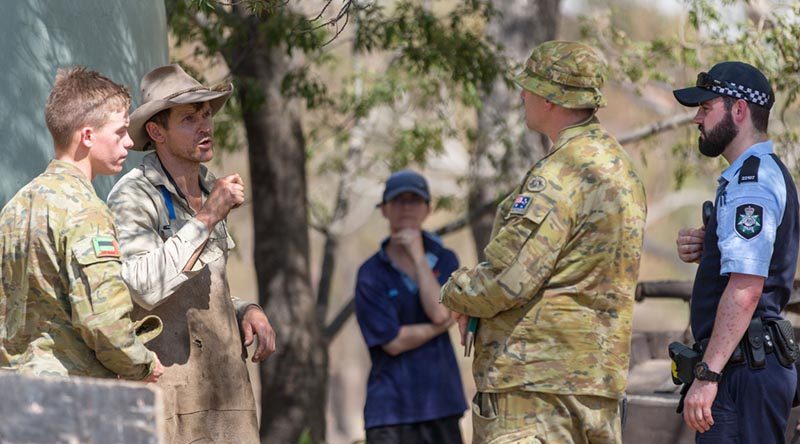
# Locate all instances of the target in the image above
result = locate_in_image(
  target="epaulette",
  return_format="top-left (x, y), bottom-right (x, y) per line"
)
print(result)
top-left (738, 155), bottom-right (760, 184)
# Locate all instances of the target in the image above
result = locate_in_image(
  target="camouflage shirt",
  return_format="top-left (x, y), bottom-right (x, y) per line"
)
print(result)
top-left (0, 160), bottom-right (156, 380)
top-left (441, 117), bottom-right (647, 399)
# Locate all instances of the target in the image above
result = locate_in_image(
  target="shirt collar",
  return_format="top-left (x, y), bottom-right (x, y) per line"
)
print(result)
top-left (141, 152), bottom-right (215, 197)
top-left (550, 115), bottom-right (602, 155)
top-left (46, 160), bottom-right (95, 193)
top-left (720, 140), bottom-right (773, 184)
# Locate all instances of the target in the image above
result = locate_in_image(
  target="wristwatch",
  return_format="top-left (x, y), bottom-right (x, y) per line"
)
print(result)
top-left (694, 361), bottom-right (722, 382)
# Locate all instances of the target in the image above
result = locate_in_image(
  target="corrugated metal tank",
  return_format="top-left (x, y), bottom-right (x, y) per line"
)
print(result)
top-left (0, 0), bottom-right (168, 205)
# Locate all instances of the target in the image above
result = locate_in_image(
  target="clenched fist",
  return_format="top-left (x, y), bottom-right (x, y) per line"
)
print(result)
top-left (197, 174), bottom-right (245, 230)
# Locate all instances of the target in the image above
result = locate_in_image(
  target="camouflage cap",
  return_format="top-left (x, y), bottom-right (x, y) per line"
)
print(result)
top-left (513, 40), bottom-right (608, 109)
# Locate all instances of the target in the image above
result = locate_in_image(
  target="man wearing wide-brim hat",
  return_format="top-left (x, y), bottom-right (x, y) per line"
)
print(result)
top-left (439, 41), bottom-right (647, 444)
top-left (107, 64), bottom-right (276, 443)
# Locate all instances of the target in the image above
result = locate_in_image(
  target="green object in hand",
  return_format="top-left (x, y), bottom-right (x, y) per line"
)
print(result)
top-left (465, 317), bottom-right (479, 357)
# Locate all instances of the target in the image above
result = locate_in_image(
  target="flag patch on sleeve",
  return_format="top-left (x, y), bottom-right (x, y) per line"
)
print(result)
top-left (509, 195), bottom-right (531, 215)
top-left (92, 236), bottom-right (121, 258)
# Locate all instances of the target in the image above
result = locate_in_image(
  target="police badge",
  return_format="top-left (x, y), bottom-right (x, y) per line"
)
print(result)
top-left (735, 204), bottom-right (763, 239)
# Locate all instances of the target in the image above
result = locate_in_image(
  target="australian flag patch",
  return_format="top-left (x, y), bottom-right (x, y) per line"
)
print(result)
top-left (509, 195), bottom-right (531, 215)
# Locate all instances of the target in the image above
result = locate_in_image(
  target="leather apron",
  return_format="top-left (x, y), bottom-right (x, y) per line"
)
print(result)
top-left (133, 221), bottom-right (258, 444)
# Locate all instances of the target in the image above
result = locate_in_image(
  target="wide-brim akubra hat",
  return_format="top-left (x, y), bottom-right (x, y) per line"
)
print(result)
top-left (129, 64), bottom-right (233, 151)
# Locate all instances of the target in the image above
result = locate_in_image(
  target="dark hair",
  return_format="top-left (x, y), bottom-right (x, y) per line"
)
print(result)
top-left (722, 96), bottom-right (769, 134)
top-left (147, 108), bottom-right (171, 130)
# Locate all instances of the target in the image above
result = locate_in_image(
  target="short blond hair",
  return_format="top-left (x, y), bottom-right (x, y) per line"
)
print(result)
top-left (44, 67), bottom-right (131, 149)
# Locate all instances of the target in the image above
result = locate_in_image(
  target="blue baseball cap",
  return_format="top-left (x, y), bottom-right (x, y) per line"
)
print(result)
top-left (673, 61), bottom-right (774, 109)
top-left (380, 170), bottom-right (430, 205)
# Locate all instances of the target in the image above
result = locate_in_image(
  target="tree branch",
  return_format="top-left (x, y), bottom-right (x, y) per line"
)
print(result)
top-left (617, 111), bottom-right (695, 145)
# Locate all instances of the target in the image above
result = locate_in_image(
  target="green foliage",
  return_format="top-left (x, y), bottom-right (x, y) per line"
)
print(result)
top-left (354, 1), bottom-right (505, 100)
top-left (295, 428), bottom-right (312, 444)
top-left (166, 0), bottom-right (507, 171)
top-left (582, 0), bottom-right (800, 184)
top-left (389, 123), bottom-right (445, 170)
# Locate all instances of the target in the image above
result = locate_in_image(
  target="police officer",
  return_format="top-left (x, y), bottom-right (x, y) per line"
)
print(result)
top-left (0, 67), bottom-right (164, 381)
top-left (674, 62), bottom-right (798, 442)
top-left (440, 40), bottom-right (647, 444)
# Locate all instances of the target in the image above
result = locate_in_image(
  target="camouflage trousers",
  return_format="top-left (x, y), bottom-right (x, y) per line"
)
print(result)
top-left (471, 390), bottom-right (621, 444)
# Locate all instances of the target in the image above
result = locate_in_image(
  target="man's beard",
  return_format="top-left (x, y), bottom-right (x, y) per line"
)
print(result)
top-left (698, 110), bottom-right (738, 158)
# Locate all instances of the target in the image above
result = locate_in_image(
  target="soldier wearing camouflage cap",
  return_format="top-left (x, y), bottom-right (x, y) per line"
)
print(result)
top-left (0, 67), bottom-right (164, 382)
top-left (441, 40), bottom-right (647, 443)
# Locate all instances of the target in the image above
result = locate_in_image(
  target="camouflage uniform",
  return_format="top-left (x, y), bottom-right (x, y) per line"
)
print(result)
top-left (0, 160), bottom-right (157, 380)
top-left (440, 41), bottom-right (647, 444)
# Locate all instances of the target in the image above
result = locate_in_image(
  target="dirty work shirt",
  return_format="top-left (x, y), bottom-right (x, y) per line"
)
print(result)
top-left (107, 152), bottom-right (258, 444)
top-left (355, 232), bottom-right (467, 429)
top-left (441, 117), bottom-right (647, 399)
top-left (0, 160), bottom-right (156, 380)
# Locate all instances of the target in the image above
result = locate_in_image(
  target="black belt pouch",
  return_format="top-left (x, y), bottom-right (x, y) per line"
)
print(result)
top-left (745, 318), bottom-right (766, 369)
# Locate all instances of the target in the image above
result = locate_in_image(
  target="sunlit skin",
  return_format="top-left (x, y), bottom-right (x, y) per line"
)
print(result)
top-left (520, 88), bottom-right (547, 133)
top-left (59, 109), bottom-right (133, 180)
top-left (694, 97), bottom-right (726, 140)
top-left (149, 101), bottom-right (215, 169)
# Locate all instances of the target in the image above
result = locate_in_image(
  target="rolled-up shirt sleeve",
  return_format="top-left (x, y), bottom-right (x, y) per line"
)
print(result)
top-left (108, 179), bottom-right (210, 310)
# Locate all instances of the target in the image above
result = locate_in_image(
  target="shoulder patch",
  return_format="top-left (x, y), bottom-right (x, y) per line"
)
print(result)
top-left (738, 156), bottom-right (760, 184)
top-left (509, 195), bottom-right (532, 215)
top-left (92, 236), bottom-right (121, 258)
top-left (735, 204), bottom-right (763, 239)
top-left (526, 176), bottom-right (547, 193)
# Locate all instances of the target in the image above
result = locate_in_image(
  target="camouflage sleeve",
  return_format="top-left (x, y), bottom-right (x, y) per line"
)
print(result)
top-left (441, 192), bottom-right (572, 318)
top-left (66, 210), bottom-right (156, 380)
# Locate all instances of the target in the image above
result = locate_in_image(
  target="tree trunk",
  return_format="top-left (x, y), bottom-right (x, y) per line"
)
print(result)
top-left (469, 0), bottom-right (561, 257)
top-left (230, 40), bottom-right (328, 444)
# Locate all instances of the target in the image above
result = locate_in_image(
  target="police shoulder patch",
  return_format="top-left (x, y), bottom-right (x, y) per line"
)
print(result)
top-left (735, 204), bottom-right (763, 240)
top-left (738, 156), bottom-right (760, 184)
top-left (92, 236), bottom-right (121, 258)
top-left (509, 194), bottom-right (532, 215)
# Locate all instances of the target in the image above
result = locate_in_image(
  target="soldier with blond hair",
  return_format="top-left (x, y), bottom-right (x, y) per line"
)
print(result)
top-left (0, 67), bottom-right (164, 382)
top-left (440, 41), bottom-right (647, 443)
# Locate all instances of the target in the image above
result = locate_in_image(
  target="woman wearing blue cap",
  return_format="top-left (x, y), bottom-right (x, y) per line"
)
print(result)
top-left (354, 170), bottom-right (467, 444)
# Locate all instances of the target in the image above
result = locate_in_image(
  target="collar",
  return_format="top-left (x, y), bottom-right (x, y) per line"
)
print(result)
top-left (46, 160), bottom-right (94, 193)
top-left (141, 152), bottom-right (215, 198)
top-left (550, 115), bottom-right (602, 155)
top-left (720, 140), bottom-right (773, 184)
top-left (378, 231), bottom-right (444, 263)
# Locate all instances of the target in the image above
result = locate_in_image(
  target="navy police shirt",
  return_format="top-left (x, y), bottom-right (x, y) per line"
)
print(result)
top-left (691, 141), bottom-right (800, 342)
top-left (354, 231), bottom-right (467, 429)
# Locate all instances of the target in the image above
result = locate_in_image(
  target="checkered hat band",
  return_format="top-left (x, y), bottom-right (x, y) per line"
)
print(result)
top-left (708, 83), bottom-right (771, 106)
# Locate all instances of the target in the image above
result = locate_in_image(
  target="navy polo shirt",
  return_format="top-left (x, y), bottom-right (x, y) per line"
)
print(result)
top-left (354, 231), bottom-right (467, 429)
top-left (691, 141), bottom-right (800, 342)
